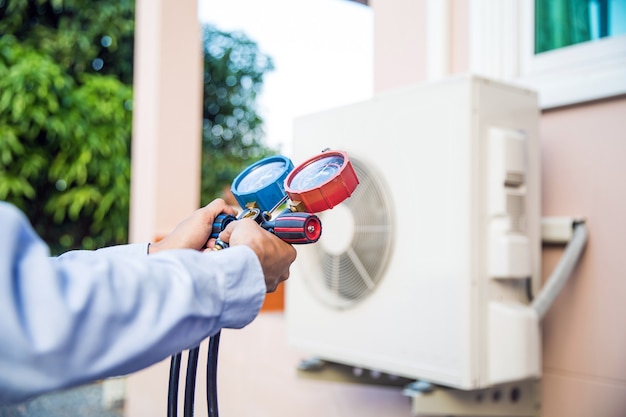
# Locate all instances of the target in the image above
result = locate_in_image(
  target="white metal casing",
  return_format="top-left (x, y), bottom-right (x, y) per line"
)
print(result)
top-left (285, 74), bottom-right (541, 390)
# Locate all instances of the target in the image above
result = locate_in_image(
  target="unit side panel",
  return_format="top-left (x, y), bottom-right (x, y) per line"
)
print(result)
top-left (472, 78), bottom-right (541, 387)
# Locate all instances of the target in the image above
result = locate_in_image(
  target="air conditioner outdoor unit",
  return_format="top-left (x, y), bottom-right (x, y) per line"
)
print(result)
top-left (285, 74), bottom-right (542, 390)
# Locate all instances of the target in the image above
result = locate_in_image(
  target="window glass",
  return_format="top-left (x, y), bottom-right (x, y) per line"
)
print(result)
top-left (535, 0), bottom-right (626, 54)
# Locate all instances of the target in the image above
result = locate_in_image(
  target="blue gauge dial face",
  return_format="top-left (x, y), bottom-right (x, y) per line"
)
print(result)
top-left (289, 155), bottom-right (344, 191)
top-left (235, 161), bottom-right (288, 193)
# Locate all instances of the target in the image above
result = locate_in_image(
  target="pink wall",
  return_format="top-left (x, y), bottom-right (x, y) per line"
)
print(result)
top-left (539, 97), bottom-right (626, 416)
top-left (372, 0), bottom-right (427, 93)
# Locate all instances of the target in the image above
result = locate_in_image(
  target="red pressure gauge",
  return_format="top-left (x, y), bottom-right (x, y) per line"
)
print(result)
top-left (285, 149), bottom-right (359, 213)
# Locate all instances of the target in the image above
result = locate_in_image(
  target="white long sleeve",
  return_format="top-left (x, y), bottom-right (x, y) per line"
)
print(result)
top-left (0, 202), bottom-right (266, 405)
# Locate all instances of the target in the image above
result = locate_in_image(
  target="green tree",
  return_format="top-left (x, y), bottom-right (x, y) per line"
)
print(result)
top-left (200, 24), bottom-right (277, 206)
top-left (0, 0), bottom-right (135, 255)
top-left (0, 0), bottom-right (135, 84)
top-left (0, 1), bottom-right (275, 256)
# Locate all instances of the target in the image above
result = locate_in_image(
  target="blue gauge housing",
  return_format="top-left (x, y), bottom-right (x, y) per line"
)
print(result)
top-left (231, 155), bottom-right (294, 212)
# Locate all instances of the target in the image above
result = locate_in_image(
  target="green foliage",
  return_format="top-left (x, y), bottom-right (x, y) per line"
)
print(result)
top-left (0, 0), bottom-right (134, 255)
top-left (0, 37), bottom-right (133, 253)
top-left (200, 24), bottom-right (277, 206)
top-left (0, 0), bottom-right (275, 254)
top-left (0, 0), bottom-right (135, 83)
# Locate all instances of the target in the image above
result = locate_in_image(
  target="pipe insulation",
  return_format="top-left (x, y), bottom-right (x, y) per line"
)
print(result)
top-left (533, 222), bottom-right (588, 320)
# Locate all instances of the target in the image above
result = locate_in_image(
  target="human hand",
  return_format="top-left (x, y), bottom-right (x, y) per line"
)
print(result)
top-left (215, 218), bottom-right (297, 292)
top-left (148, 199), bottom-right (237, 254)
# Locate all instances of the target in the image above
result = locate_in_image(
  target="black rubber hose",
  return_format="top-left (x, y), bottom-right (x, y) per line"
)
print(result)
top-left (183, 346), bottom-right (200, 417)
top-left (167, 352), bottom-right (182, 417)
top-left (206, 330), bottom-right (221, 417)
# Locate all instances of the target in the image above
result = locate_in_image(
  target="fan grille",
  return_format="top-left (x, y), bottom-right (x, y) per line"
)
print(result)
top-left (305, 157), bottom-right (394, 309)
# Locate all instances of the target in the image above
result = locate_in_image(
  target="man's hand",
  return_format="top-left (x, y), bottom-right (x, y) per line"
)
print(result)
top-left (148, 199), bottom-right (237, 254)
top-left (217, 218), bottom-right (297, 292)
top-left (148, 198), bottom-right (297, 292)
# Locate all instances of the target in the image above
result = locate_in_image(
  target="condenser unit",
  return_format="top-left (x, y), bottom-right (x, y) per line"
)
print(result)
top-left (285, 74), bottom-right (542, 390)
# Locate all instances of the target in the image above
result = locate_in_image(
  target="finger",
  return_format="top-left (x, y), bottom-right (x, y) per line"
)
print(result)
top-left (206, 198), bottom-right (237, 217)
top-left (205, 237), bottom-right (217, 249)
top-left (267, 282), bottom-right (278, 293)
top-left (195, 200), bottom-right (234, 230)
top-left (217, 221), bottom-right (235, 244)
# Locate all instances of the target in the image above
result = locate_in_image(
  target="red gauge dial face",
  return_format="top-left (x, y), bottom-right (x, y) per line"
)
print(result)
top-left (288, 155), bottom-right (344, 191)
top-left (285, 150), bottom-right (359, 213)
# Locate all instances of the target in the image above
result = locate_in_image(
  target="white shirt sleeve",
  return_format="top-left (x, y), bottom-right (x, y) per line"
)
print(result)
top-left (0, 202), bottom-right (266, 405)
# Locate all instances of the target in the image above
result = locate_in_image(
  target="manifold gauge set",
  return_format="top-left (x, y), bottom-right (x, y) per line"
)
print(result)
top-left (168, 149), bottom-right (359, 417)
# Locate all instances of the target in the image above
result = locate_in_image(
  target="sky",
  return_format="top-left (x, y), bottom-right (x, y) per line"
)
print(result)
top-left (198, 0), bottom-right (374, 157)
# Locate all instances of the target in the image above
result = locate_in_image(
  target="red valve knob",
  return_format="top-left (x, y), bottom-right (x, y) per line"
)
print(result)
top-left (262, 212), bottom-right (322, 244)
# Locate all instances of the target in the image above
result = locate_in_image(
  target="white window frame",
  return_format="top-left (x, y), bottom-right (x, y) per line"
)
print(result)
top-left (469, 0), bottom-right (626, 109)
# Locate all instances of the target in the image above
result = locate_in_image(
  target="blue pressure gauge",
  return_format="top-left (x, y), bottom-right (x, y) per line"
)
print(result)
top-left (230, 155), bottom-right (294, 213)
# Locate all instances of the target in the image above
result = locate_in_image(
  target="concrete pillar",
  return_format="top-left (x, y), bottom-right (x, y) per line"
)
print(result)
top-left (129, 0), bottom-right (203, 244)
top-left (125, 1), bottom-right (202, 415)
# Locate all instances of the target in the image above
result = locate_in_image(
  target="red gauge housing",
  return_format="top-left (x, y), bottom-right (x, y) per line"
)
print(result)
top-left (284, 150), bottom-right (359, 213)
